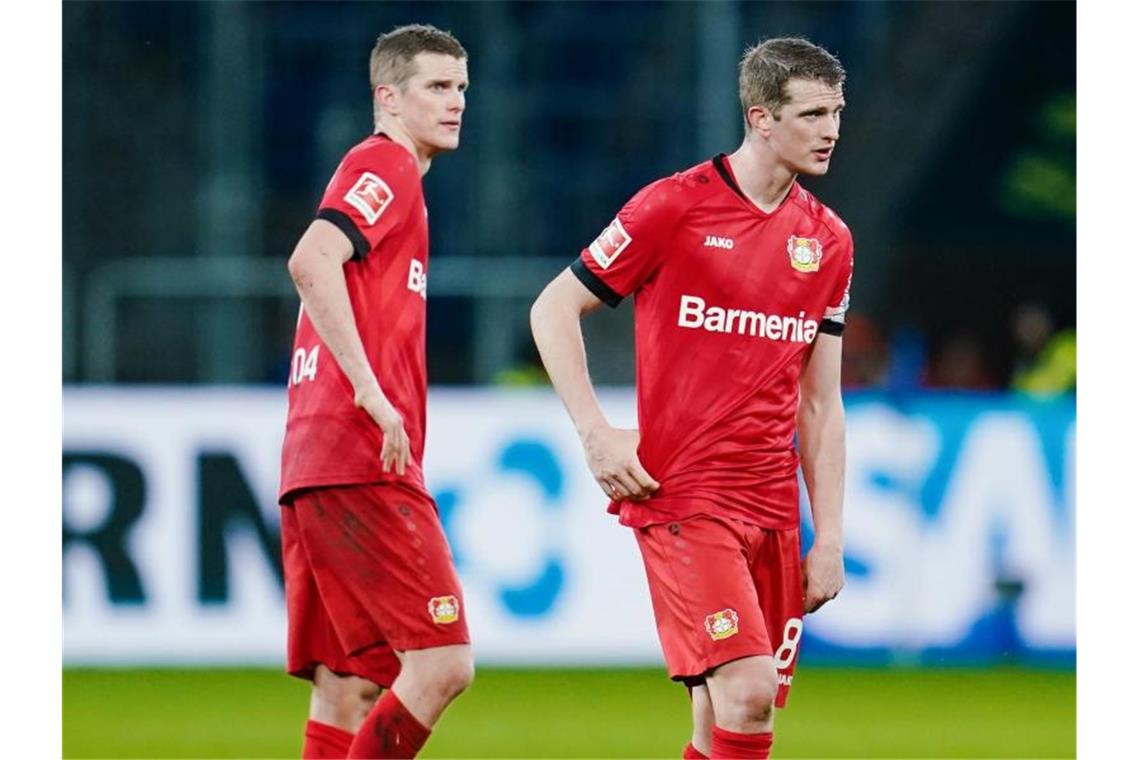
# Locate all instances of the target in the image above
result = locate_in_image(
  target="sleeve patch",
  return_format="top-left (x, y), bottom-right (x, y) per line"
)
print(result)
top-left (587, 218), bottom-right (632, 270)
top-left (822, 302), bottom-right (848, 323)
top-left (824, 268), bottom-right (853, 321)
top-left (344, 172), bottom-right (395, 226)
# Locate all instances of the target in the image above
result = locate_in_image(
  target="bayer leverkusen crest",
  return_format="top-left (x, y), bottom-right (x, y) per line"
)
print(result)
top-left (704, 609), bottom-right (740, 641)
top-left (428, 595), bottom-right (460, 624)
top-left (787, 236), bottom-right (823, 273)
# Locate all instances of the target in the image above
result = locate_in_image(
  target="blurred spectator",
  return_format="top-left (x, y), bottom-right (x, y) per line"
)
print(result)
top-left (885, 326), bottom-right (927, 393)
top-left (924, 331), bottom-right (1000, 390)
top-left (1010, 303), bottom-right (1054, 369)
top-left (840, 312), bottom-right (890, 389)
top-left (494, 335), bottom-right (549, 387)
top-left (1010, 302), bottom-right (1075, 397)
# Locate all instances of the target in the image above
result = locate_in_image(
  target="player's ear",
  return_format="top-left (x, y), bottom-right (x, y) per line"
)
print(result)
top-left (746, 104), bottom-right (775, 136)
top-left (375, 83), bottom-right (400, 116)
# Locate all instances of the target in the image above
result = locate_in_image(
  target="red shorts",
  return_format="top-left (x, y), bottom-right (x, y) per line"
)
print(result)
top-left (281, 482), bottom-right (470, 688)
top-left (634, 516), bottom-right (805, 707)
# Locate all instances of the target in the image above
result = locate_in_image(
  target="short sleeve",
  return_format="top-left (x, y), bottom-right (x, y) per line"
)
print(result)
top-left (571, 179), bottom-right (680, 307)
top-left (316, 143), bottom-right (418, 260)
top-left (819, 230), bottom-right (854, 336)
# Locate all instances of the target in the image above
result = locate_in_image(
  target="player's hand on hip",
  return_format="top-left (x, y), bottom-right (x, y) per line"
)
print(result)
top-left (581, 426), bottom-right (660, 501)
top-left (355, 385), bottom-right (410, 476)
top-left (802, 543), bottom-right (844, 613)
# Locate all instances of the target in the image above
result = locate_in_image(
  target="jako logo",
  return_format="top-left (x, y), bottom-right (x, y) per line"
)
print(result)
top-left (677, 294), bottom-right (819, 343)
top-left (703, 235), bottom-right (734, 250)
top-left (407, 259), bottom-right (427, 299)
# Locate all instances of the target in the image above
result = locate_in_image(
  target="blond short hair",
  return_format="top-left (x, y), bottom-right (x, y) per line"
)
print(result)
top-left (369, 24), bottom-right (467, 92)
top-left (738, 37), bottom-right (845, 122)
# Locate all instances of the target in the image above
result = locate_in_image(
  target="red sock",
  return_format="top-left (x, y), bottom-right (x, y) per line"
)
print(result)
top-left (710, 726), bottom-right (773, 759)
top-left (683, 741), bottom-right (710, 758)
top-left (347, 691), bottom-right (431, 759)
top-left (303, 720), bottom-right (354, 759)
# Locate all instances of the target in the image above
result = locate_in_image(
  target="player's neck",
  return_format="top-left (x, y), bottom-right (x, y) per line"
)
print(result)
top-left (726, 143), bottom-right (797, 213)
top-left (374, 120), bottom-right (433, 176)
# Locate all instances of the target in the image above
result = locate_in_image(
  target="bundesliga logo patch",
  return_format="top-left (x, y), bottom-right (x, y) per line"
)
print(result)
top-left (787, 236), bottom-right (823, 273)
top-left (428, 595), bottom-right (460, 624)
top-left (588, 218), bottom-right (632, 270)
top-left (344, 172), bottom-right (394, 226)
top-left (704, 609), bottom-right (740, 641)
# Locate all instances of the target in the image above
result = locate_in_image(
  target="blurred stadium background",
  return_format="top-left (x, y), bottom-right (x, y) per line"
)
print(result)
top-left (62, 1), bottom-right (1075, 758)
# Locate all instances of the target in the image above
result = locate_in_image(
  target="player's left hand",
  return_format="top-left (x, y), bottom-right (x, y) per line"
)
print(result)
top-left (581, 425), bottom-right (659, 501)
top-left (802, 542), bottom-right (844, 613)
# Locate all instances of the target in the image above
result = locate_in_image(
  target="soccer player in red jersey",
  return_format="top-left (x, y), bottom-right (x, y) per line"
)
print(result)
top-left (278, 25), bottom-right (471, 760)
top-left (531, 38), bottom-right (851, 759)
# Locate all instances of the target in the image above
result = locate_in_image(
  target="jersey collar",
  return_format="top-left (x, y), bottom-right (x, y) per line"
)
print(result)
top-left (712, 153), bottom-right (799, 218)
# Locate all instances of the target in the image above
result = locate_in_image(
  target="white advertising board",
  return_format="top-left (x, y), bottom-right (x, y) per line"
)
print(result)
top-left (63, 388), bottom-right (1074, 666)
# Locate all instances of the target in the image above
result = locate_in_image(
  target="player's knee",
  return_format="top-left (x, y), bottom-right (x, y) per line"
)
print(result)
top-left (403, 647), bottom-right (474, 704)
top-left (722, 685), bottom-right (776, 727)
top-left (312, 667), bottom-right (381, 729)
top-left (716, 664), bottom-right (778, 728)
top-left (742, 674), bottom-right (778, 723)
top-left (434, 648), bottom-right (475, 701)
top-left (734, 669), bottom-right (779, 724)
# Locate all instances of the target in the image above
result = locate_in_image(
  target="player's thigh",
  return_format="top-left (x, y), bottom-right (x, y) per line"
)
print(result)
top-left (294, 483), bottom-right (469, 653)
top-left (280, 502), bottom-right (338, 675)
top-left (750, 526), bottom-right (806, 707)
top-left (635, 517), bottom-right (774, 678)
top-left (282, 498), bottom-right (402, 687)
top-left (280, 502), bottom-right (313, 606)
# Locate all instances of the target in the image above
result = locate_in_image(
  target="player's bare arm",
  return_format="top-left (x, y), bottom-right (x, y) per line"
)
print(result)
top-left (796, 332), bottom-right (846, 613)
top-left (530, 268), bottom-right (660, 501)
top-left (287, 218), bottom-right (410, 474)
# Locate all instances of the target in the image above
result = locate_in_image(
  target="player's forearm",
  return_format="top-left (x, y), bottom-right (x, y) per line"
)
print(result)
top-left (530, 293), bottom-right (609, 438)
top-left (288, 253), bottom-right (383, 399)
top-left (797, 393), bottom-right (846, 549)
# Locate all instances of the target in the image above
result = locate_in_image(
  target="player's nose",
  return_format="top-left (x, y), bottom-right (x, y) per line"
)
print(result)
top-left (823, 114), bottom-right (840, 140)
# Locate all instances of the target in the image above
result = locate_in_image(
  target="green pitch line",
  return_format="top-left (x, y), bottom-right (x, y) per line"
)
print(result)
top-left (63, 666), bottom-right (1074, 758)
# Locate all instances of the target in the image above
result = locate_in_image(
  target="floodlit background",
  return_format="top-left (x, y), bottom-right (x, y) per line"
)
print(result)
top-left (62, 2), bottom-right (1075, 758)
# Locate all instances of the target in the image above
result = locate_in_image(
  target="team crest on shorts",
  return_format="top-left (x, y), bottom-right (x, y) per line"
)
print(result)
top-left (787, 236), bottom-right (823, 273)
top-left (704, 609), bottom-right (740, 641)
top-left (428, 595), bottom-right (460, 624)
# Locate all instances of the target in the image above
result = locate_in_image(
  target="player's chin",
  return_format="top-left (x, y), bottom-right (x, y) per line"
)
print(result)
top-left (799, 159), bottom-right (831, 176)
top-left (432, 133), bottom-right (461, 152)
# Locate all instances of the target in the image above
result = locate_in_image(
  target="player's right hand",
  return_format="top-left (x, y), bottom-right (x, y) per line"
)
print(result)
top-left (354, 385), bottom-right (410, 476)
top-left (581, 425), bottom-right (660, 501)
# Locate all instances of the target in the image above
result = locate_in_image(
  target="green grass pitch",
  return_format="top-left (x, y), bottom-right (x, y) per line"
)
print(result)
top-left (63, 666), bottom-right (1074, 758)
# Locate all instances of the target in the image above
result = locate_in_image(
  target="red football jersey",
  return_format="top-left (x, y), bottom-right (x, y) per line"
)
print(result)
top-left (573, 155), bottom-right (854, 530)
top-left (279, 134), bottom-right (431, 503)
